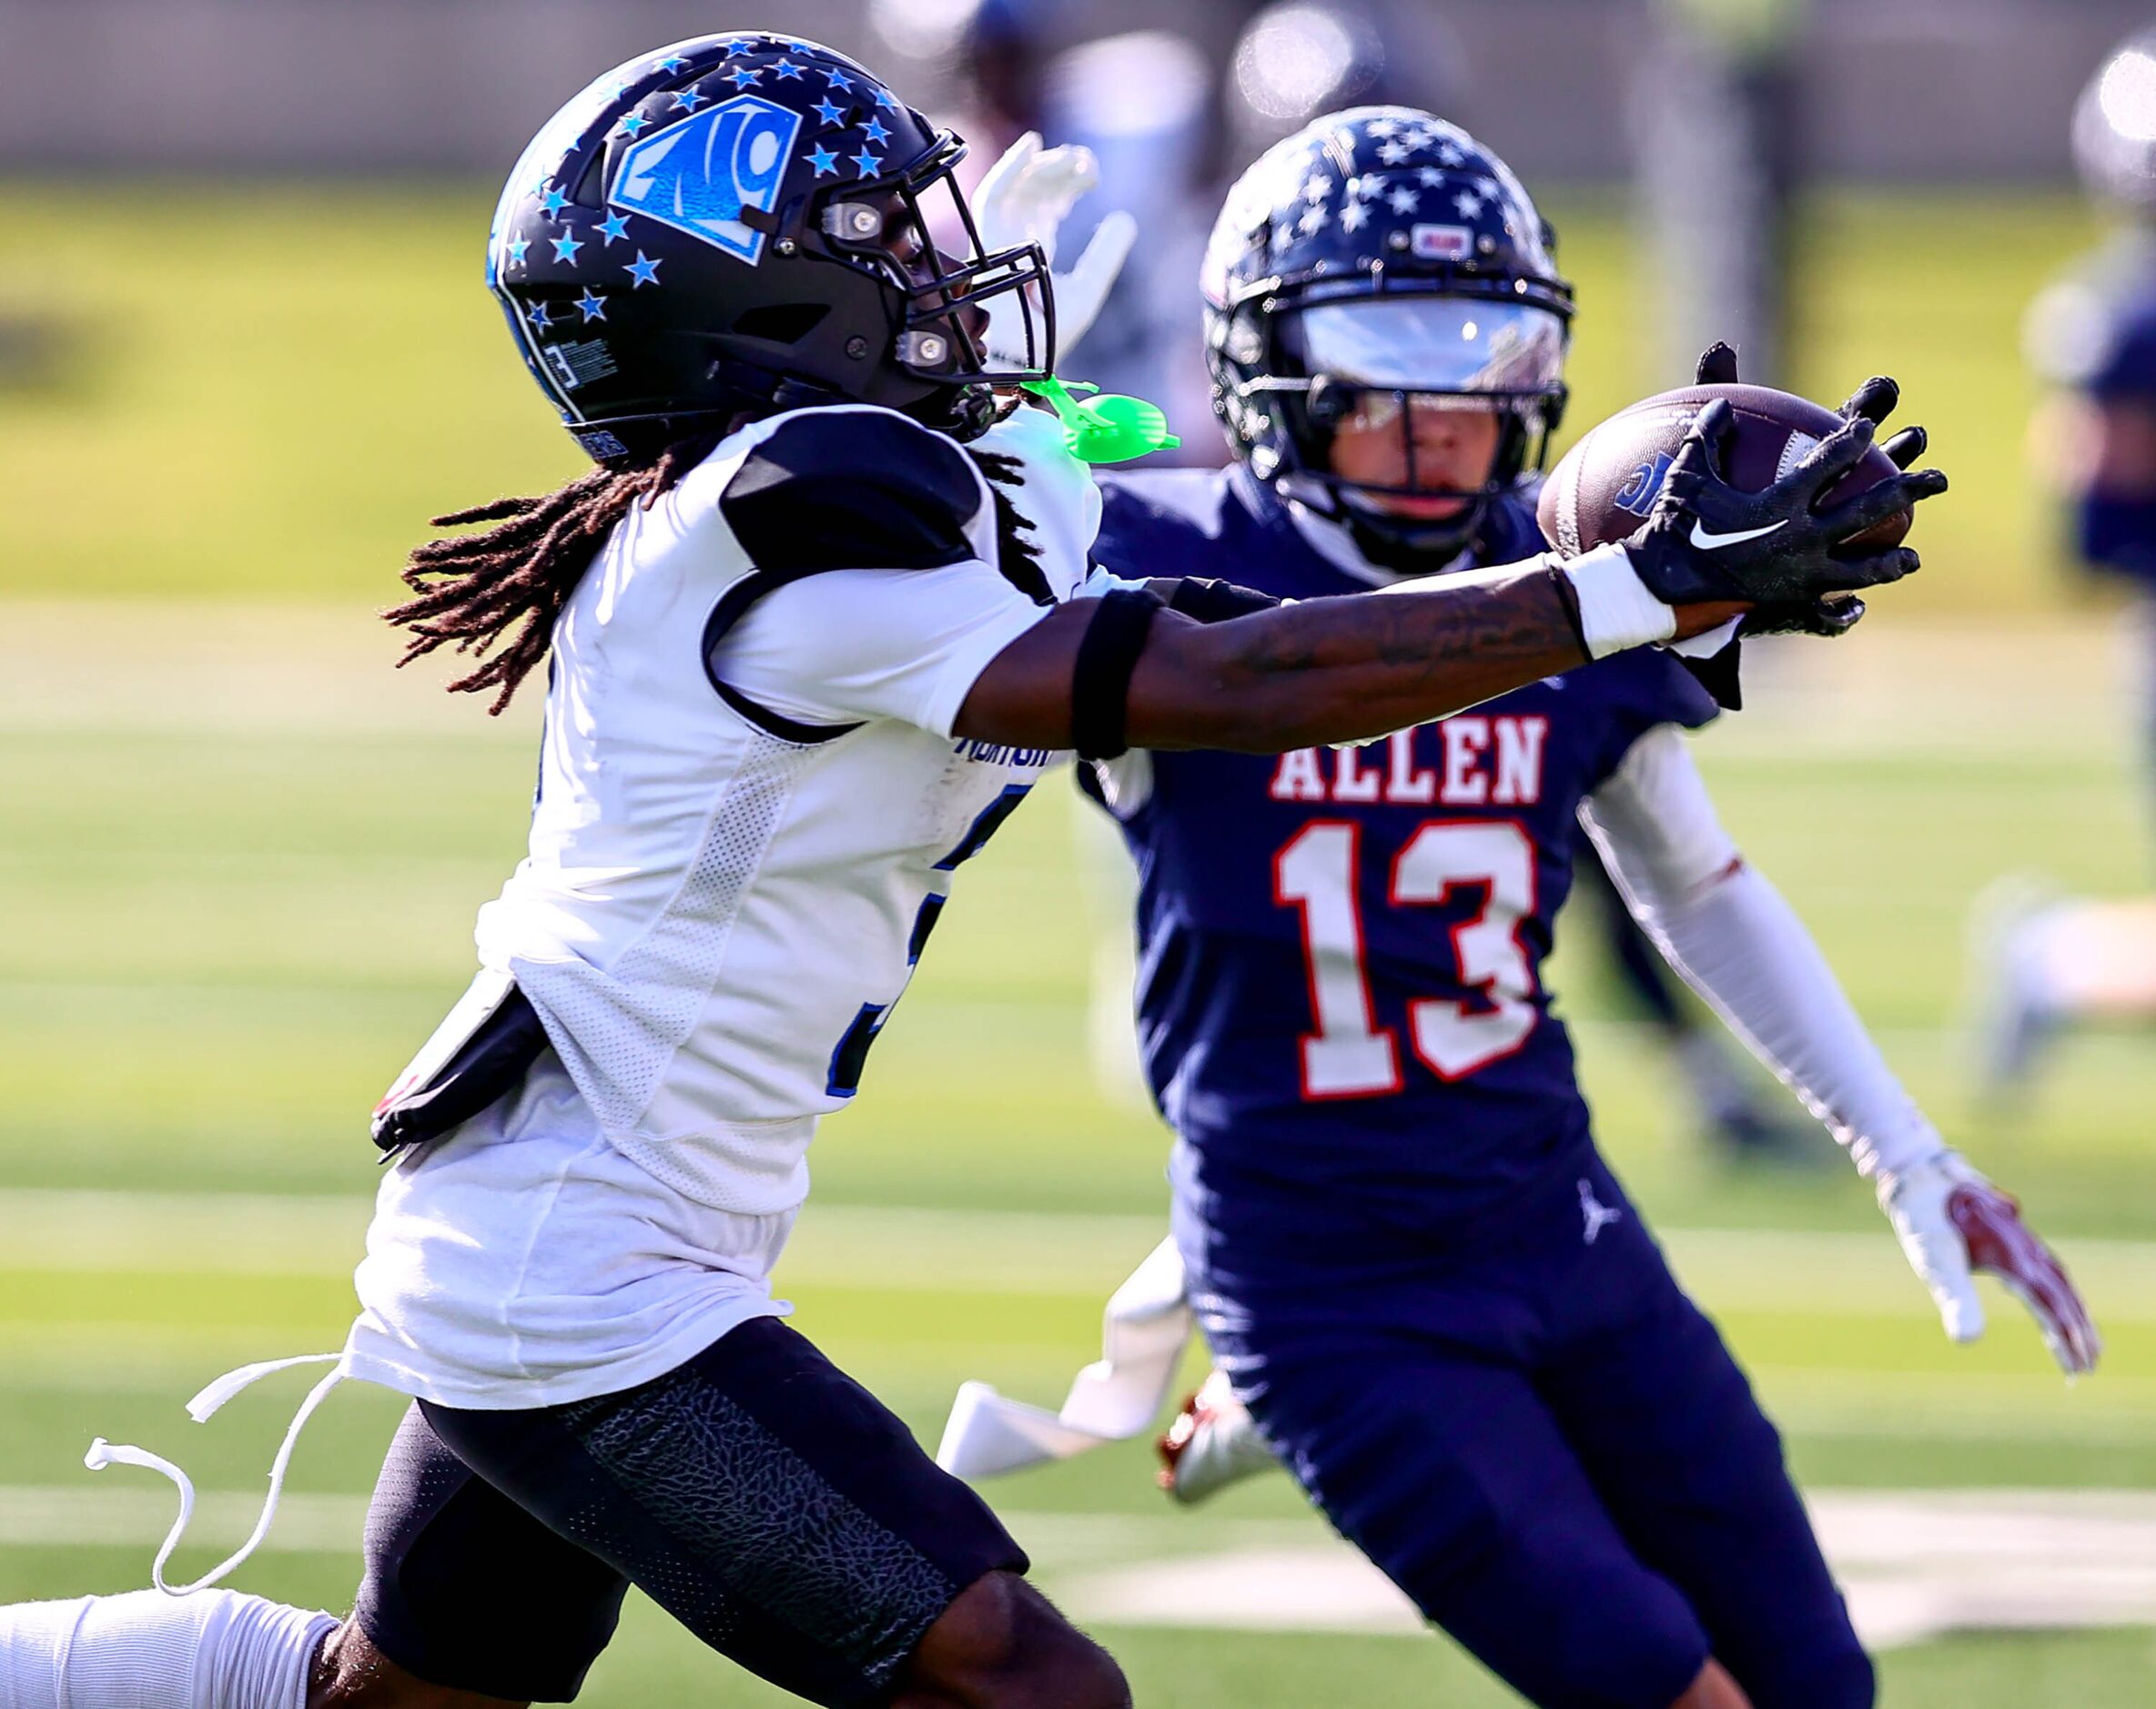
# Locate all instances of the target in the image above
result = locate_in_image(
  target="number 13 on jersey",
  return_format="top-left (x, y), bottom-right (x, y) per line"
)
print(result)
top-left (1274, 819), bottom-right (1540, 1098)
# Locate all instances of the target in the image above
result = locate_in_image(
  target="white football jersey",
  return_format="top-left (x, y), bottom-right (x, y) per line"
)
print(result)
top-left (471, 401), bottom-right (1095, 1216)
top-left (349, 400), bottom-right (1097, 1408)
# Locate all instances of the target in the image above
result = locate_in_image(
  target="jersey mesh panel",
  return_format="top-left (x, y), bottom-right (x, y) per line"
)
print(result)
top-left (513, 731), bottom-right (821, 1175)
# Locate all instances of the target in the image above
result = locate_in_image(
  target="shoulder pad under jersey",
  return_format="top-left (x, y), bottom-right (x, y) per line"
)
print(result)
top-left (720, 408), bottom-right (986, 572)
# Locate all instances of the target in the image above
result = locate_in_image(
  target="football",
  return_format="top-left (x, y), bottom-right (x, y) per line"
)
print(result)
top-left (1537, 382), bottom-right (1912, 559)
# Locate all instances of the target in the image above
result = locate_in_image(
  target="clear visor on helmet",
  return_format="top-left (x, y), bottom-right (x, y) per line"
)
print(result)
top-left (1298, 298), bottom-right (1566, 394)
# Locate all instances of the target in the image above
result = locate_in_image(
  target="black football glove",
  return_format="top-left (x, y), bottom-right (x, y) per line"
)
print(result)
top-left (1623, 397), bottom-right (1946, 607)
top-left (1687, 343), bottom-right (1928, 633)
top-left (1743, 594), bottom-right (1866, 638)
top-left (1695, 340), bottom-right (1930, 472)
top-left (1697, 342), bottom-right (1857, 634)
top-left (1695, 339), bottom-right (1742, 386)
top-left (1834, 372), bottom-right (1929, 470)
top-left (1673, 344), bottom-right (1884, 707)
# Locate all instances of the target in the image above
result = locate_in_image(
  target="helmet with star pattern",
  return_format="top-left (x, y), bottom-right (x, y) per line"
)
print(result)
top-left (487, 32), bottom-right (1055, 461)
top-left (1201, 106), bottom-right (1574, 565)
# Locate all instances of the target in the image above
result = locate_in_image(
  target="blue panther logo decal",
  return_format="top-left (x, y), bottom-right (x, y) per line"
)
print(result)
top-left (1614, 450), bottom-right (1675, 519)
top-left (609, 95), bottom-right (802, 266)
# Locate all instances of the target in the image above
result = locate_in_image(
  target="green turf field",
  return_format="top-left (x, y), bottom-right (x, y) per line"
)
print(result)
top-left (0, 182), bottom-right (2111, 612)
top-left (0, 184), bottom-right (2152, 1704)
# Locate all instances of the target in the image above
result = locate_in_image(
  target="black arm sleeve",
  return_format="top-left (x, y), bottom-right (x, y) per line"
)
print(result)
top-left (1071, 587), bottom-right (1165, 763)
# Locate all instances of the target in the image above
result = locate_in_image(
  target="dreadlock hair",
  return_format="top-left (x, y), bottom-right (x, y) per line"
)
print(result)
top-left (967, 447), bottom-right (1050, 605)
top-left (386, 434), bottom-right (723, 714)
top-left (389, 420), bottom-right (1049, 715)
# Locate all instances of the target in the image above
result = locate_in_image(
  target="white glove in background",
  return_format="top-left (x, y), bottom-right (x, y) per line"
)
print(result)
top-left (971, 131), bottom-right (1138, 369)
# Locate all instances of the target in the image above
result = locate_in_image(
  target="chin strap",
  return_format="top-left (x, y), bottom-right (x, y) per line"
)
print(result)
top-left (86, 1351), bottom-right (349, 1596)
top-left (1341, 499), bottom-right (1487, 573)
top-left (1277, 470), bottom-right (1488, 575)
top-left (907, 381), bottom-right (1002, 443)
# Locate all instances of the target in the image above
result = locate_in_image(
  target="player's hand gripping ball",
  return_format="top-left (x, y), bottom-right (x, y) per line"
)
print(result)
top-left (1683, 344), bottom-right (1934, 638)
top-left (1544, 353), bottom-right (1948, 607)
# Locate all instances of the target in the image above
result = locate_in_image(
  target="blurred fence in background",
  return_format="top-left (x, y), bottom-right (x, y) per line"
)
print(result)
top-left (1, 0), bottom-right (2152, 182)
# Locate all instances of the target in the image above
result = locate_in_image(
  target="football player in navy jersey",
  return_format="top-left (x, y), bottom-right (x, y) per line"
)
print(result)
top-left (1067, 111), bottom-right (2099, 1709)
top-left (1976, 25), bottom-right (2156, 1089)
top-left (0, 39), bottom-right (1950, 1709)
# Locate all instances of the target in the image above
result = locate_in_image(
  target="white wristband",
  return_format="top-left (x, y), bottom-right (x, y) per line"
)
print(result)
top-left (1562, 544), bottom-right (1676, 658)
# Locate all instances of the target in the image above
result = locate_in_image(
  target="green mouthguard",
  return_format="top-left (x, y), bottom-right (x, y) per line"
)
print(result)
top-left (1021, 375), bottom-right (1182, 464)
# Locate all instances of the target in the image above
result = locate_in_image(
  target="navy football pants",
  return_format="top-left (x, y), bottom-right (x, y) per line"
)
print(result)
top-left (1179, 1157), bottom-right (1872, 1709)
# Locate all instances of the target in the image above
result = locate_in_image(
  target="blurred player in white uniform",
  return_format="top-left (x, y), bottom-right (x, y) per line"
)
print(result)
top-left (1979, 25), bottom-right (2156, 1089)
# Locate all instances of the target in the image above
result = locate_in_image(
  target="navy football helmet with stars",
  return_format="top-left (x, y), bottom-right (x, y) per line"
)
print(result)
top-left (1201, 106), bottom-right (1574, 566)
top-left (488, 32), bottom-right (1055, 461)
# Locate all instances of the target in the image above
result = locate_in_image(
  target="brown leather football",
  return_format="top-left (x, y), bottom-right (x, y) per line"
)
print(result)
top-left (1537, 383), bottom-right (1910, 558)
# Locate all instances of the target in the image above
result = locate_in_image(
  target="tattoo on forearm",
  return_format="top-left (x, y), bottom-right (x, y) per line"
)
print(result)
top-left (1234, 576), bottom-right (1576, 686)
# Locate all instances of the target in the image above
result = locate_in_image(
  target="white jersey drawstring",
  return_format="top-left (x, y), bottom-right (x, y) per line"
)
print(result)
top-left (85, 1351), bottom-right (348, 1596)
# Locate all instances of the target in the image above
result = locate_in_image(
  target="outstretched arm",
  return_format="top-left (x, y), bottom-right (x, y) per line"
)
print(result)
top-left (961, 390), bottom-right (1943, 757)
top-left (1578, 726), bottom-right (2100, 1375)
top-left (959, 549), bottom-right (1746, 753)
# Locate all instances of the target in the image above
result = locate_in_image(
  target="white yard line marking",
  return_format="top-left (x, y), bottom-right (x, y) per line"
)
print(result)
top-left (0, 1485), bottom-right (366, 1555)
top-left (5, 1340), bottom-right (2139, 1446)
top-left (5, 1482), bottom-right (2152, 1652)
top-left (1047, 1490), bottom-right (2156, 1651)
top-left (1, 1195), bottom-right (2150, 1443)
top-left (1750, 1368), bottom-right (2156, 1445)
top-left (0, 1189), bottom-right (369, 1275)
top-left (3, 1189), bottom-right (2152, 1324)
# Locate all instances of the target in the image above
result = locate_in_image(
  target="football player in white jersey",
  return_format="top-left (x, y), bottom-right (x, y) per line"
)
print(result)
top-left (0, 33), bottom-right (1947, 1709)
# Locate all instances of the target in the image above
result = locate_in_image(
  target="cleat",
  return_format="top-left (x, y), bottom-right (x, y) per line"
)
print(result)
top-left (1157, 1370), bottom-right (1276, 1503)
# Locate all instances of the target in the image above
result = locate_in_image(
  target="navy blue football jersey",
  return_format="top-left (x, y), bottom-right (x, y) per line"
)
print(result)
top-left (2031, 239), bottom-right (2156, 586)
top-left (2079, 282), bottom-right (2156, 584)
top-left (1090, 467), bottom-right (1717, 1238)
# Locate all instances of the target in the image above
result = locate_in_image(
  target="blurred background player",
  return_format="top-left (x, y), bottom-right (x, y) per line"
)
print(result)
top-left (1977, 22), bottom-right (2156, 1095)
top-left (1073, 108), bottom-right (2085, 1709)
top-left (872, 0), bottom-right (1216, 452)
top-left (1609, 0), bottom-right (1829, 1158)
top-left (1575, 0), bottom-right (1829, 1161)
top-left (1632, 0), bottom-right (1806, 389)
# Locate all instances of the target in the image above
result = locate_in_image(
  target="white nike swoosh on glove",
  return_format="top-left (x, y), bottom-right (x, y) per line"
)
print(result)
top-left (1689, 518), bottom-right (1789, 550)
